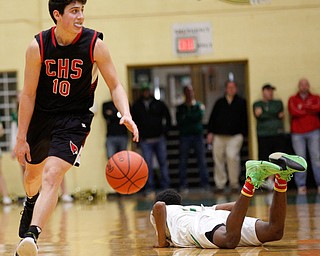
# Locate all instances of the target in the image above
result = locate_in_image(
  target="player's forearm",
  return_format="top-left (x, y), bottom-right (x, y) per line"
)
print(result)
top-left (16, 95), bottom-right (35, 141)
top-left (111, 85), bottom-right (131, 118)
top-left (153, 202), bottom-right (169, 247)
top-left (215, 202), bottom-right (236, 211)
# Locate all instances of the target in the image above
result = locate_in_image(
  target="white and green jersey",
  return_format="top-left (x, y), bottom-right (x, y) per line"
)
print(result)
top-left (150, 204), bottom-right (261, 248)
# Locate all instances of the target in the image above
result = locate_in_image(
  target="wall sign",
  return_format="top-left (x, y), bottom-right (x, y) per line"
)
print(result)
top-left (173, 22), bottom-right (213, 56)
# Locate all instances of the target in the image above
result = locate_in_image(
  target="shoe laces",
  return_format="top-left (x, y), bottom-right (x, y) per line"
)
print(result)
top-left (280, 172), bottom-right (293, 182)
top-left (285, 173), bottom-right (293, 182)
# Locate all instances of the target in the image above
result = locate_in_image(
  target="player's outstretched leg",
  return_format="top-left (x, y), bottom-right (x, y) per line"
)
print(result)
top-left (208, 161), bottom-right (282, 248)
top-left (269, 152), bottom-right (307, 182)
top-left (253, 153), bottom-right (307, 243)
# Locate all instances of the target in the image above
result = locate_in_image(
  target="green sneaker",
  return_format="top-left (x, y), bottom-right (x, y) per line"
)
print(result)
top-left (245, 160), bottom-right (282, 189)
top-left (269, 152), bottom-right (307, 181)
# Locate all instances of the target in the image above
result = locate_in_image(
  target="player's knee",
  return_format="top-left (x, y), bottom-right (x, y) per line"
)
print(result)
top-left (43, 166), bottom-right (64, 188)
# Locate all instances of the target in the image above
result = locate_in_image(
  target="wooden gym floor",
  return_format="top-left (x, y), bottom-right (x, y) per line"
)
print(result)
top-left (1, 189), bottom-right (320, 256)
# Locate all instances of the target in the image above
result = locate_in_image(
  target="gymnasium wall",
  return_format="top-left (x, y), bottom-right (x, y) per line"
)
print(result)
top-left (0, 0), bottom-right (319, 196)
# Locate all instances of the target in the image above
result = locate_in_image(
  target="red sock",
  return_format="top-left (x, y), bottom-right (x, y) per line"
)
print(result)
top-left (274, 174), bottom-right (287, 192)
top-left (241, 178), bottom-right (255, 197)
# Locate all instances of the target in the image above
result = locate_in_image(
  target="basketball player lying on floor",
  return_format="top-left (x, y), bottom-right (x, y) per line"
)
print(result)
top-left (150, 152), bottom-right (307, 249)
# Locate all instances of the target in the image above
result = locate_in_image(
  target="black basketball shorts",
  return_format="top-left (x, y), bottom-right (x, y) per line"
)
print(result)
top-left (27, 111), bottom-right (94, 166)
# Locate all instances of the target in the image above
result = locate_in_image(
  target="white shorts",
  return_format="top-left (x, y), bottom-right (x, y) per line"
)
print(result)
top-left (190, 210), bottom-right (262, 248)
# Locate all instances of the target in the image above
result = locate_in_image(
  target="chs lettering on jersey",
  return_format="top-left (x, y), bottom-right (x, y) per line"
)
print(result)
top-left (35, 27), bottom-right (103, 113)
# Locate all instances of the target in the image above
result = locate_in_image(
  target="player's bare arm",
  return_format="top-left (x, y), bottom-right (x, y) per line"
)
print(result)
top-left (14, 39), bottom-right (41, 165)
top-left (210, 224), bottom-right (231, 248)
top-left (215, 202), bottom-right (236, 211)
top-left (94, 38), bottom-right (139, 142)
top-left (152, 202), bottom-right (170, 248)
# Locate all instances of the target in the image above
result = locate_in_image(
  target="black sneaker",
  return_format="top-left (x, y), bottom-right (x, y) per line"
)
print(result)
top-left (18, 202), bottom-right (34, 238)
top-left (269, 152), bottom-right (307, 182)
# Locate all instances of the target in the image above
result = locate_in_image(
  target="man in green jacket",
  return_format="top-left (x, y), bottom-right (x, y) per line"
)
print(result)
top-left (253, 83), bottom-right (285, 190)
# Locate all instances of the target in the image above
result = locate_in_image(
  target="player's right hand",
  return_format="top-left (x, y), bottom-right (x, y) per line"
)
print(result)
top-left (14, 139), bottom-right (31, 166)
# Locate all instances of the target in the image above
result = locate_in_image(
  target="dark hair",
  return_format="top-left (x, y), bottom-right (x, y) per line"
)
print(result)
top-left (155, 189), bottom-right (182, 205)
top-left (48, 0), bottom-right (87, 24)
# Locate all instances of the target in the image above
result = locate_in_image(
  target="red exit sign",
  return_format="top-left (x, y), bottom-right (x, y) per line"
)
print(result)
top-left (176, 37), bottom-right (197, 53)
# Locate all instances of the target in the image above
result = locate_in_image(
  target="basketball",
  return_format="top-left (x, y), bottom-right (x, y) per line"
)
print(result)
top-left (106, 150), bottom-right (149, 194)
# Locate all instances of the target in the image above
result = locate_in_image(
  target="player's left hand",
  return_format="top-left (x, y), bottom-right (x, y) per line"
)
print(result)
top-left (119, 115), bottom-right (139, 142)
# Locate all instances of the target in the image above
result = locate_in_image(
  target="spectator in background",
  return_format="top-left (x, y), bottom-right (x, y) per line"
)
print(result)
top-left (288, 78), bottom-right (320, 194)
top-left (176, 81), bottom-right (209, 193)
top-left (132, 82), bottom-right (171, 199)
top-left (253, 83), bottom-right (285, 190)
top-left (0, 120), bottom-right (12, 205)
top-left (0, 165), bottom-right (11, 205)
top-left (102, 100), bottom-right (128, 159)
top-left (207, 80), bottom-right (248, 193)
top-left (59, 178), bottom-right (74, 203)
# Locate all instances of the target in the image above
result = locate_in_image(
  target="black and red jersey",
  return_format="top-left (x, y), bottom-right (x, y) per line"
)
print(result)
top-left (34, 26), bottom-right (103, 113)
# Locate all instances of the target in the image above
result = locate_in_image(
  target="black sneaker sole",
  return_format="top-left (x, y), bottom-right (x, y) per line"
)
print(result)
top-left (269, 152), bottom-right (306, 171)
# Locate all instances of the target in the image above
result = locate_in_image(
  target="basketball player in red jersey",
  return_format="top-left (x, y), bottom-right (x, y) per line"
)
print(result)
top-left (13, 1), bottom-right (139, 255)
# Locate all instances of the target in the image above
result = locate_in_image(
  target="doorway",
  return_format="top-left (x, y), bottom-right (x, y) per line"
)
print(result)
top-left (128, 61), bottom-right (249, 189)
top-left (128, 61), bottom-right (248, 124)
